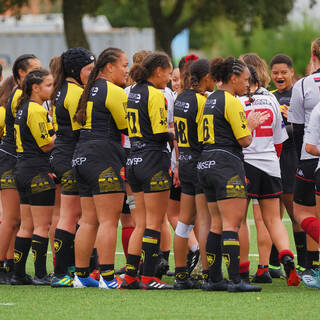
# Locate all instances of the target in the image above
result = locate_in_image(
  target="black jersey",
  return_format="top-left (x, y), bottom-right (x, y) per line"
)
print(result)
top-left (272, 88), bottom-right (294, 149)
top-left (0, 105), bottom-right (5, 140)
top-left (127, 81), bottom-right (169, 151)
top-left (14, 100), bottom-right (54, 166)
top-left (78, 78), bottom-right (127, 143)
top-left (0, 87), bottom-right (22, 155)
top-left (202, 90), bottom-right (251, 159)
top-left (174, 89), bottom-right (206, 156)
top-left (52, 81), bottom-right (83, 144)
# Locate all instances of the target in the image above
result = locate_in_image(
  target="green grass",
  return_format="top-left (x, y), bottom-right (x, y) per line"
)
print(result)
top-left (0, 205), bottom-right (318, 320)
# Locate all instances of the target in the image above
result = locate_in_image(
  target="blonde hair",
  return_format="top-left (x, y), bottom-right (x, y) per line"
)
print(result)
top-left (239, 53), bottom-right (271, 88)
top-left (127, 50), bottom-right (152, 86)
top-left (311, 38), bottom-right (320, 60)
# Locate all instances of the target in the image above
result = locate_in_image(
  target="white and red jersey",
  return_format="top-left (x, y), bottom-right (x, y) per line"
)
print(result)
top-left (239, 87), bottom-right (288, 178)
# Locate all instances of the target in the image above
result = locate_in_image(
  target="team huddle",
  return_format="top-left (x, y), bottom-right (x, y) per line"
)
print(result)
top-left (0, 37), bottom-right (320, 293)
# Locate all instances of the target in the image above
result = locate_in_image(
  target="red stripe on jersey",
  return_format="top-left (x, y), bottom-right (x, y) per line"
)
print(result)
top-left (314, 77), bottom-right (320, 81)
top-left (121, 134), bottom-right (125, 146)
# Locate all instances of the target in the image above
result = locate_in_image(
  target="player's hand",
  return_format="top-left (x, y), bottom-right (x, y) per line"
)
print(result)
top-left (247, 110), bottom-right (270, 132)
top-left (281, 104), bottom-right (289, 118)
top-left (173, 166), bottom-right (180, 187)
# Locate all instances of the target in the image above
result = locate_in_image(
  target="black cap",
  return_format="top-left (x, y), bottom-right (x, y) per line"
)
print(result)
top-left (62, 48), bottom-right (95, 85)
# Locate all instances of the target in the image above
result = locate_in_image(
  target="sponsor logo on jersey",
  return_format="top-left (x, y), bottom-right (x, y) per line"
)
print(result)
top-left (126, 157), bottom-right (143, 166)
top-left (175, 100), bottom-right (190, 113)
top-left (91, 87), bottom-right (99, 96)
top-left (197, 160), bottom-right (216, 170)
top-left (128, 92), bottom-right (141, 104)
top-left (72, 157), bottom-right (87, 166)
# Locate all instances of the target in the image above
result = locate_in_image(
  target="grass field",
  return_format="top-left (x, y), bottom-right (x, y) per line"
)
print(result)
top-left (0, 205), bottom-right (319, 320)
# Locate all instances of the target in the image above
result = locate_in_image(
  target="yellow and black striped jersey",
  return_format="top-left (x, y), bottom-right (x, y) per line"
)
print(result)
top-left (14, 100), bottom-right (54, 162)
top-left (0, 87), bottom-right (22, 155)
top-left (0, 105), bottom-right (5, 140)
top-left (202, 90), bottom-right (251, 158)
top-left (52, 81), bottom-right (83, 143)
top-left (174, 89), bottom-right (206, 154)
top-left (79, 78), bottom-right (127, 142)
top-left (127, 81), bottom-right (169, 151)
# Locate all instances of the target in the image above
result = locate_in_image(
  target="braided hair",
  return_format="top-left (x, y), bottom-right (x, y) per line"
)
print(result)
top-left (12, 54), bottom-right (38, 84)
top-left (247, 65), bottom-right (260, 103)
top-left (16, 69), bottom-right (50, 111)
top-left (210, 56), bottom-right (247, 83)
top-left (74, 47), bottom-right (124, 125)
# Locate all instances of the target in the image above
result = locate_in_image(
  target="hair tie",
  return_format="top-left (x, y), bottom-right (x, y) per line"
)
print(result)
top-left (185, 54), bottom-right (199, 63)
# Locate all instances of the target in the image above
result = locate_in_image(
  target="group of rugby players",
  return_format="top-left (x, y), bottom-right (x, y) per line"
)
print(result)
top-left (0, 36), bottom-right (320, 293)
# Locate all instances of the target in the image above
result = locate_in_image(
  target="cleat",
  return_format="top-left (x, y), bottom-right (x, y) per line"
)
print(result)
top-left (120, 275), bottom-right (142, 290)
top-left (89, 269), bottom-right (100, 281)
top-left (202, 279), bottom-right (229, 291)
top-left (99, 275), bottom-right (119, 289)
top-left (67, 266), bottom-right (75, 277)
top-left (186, 249), bottom-right (200, 275)
top-left (141, 276), bottom-right (173, 290)
top-left (115, 266), bottom-right (126, 275)
top-left (73, 275), bottom-right (99, 288)
top-left (11, 273), bottom-right (34, 285)
top-left (296, 265), bottom-right (306, 277)
top-left (0, 271), bottom-right (13, 285)
top-left (33, 274), bottom-right (52, 286)
top-left (51, 275), bottom-right (74, 288)
top-left (301, 269), bottom-right (320, 289)
top-left (173, 277), bottom-right (201, 290)
top-left (155, 257), bottom-right (169, 280)
top-left (269, 265), bottom-right (285, 279)
top-left (282, 255), bottom-right (300, 286)
top-left (190, 259), bottom-right (203, 279)
top-left (251, 270), bottom-right (272, 284)
top-left (228, 280), bottom-right (262, 292)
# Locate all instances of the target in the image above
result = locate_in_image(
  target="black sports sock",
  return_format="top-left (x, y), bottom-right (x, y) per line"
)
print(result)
top-left (0, 261), bottom-right (5, 272)
top-left (269, 244), bottom-right (280, 267)
top-left (75, 267), bottom-right (90, 278)
top-left (222, 231), bottom-right (240, 284)
top-left (202, 269), bottom-right (209, 281)
top-left (175, 266), bottom-right (188, 280)
top-left (99, 264), bottom-right (114, 281)
top-left (89, 248), bottom-right (98, 272)
top-left (14, 237), bottom-right (32, 276)
top-left (54, 228), bottom-right (75, 276)
top-left (141, 228), bottom-right (160, 277)
top-left (32, 235), bottom-right (49, 278)
top-left (69, 238), bottom-right (75, 268)
top-left (206, 232), bottom-right (223, 282)
top-left (161, 250), bottom-right (170, 263)
top-left (306, 251), bottom-right (319, 270)
top-left (4, 259), bottom-right (14, 272)
top-left (293, 232), bottom-right (306, 268)
top-left (125, 254), bottom-right (141, 277)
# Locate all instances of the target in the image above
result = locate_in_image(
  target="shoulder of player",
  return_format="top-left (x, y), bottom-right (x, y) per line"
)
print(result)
top-left (148, 85), bottom-right (165, 101)
top-left (105, 80), bottom-right (127, 98)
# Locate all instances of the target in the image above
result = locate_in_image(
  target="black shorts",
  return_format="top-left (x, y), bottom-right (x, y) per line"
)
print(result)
top-left (72, 140), bottom-right (126, 197)
top-left (122, 194), bottom-right (130, 214)
top-left (293, 159), bottom-right (318, 206)
top-left (280, 147), bottom-right (298, 194)
top-left (126, 149), bottom-right (171, 193)
top-left (244, 162), bottom-right (282, 199)
top-left (315, 168), bottom-right (320, 196)
top-left (14, 165), bottom-right (56, 206)
top-left (50, 143), bottom-right (78, 195)
top-left (0, 151), bottom-right (17, 189)
top-left (169, 173), bottom-right (181, 201)
top-left (179, 158), bottom-right (203, 196)
top-left (198, 150), bottom-right (247, 203)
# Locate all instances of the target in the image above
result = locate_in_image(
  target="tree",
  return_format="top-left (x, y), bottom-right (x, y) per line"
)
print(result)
top-left (99, 0), bottom-right (297, 57)
top-left (0, 0), bottom-right (103, 49)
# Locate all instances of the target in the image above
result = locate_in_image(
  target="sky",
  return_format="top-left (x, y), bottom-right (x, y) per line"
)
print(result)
top-left (289, 0), bottom-right (320, 22)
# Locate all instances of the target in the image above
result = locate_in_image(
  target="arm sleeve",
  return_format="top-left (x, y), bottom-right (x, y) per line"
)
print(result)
top-left (305, 104), bottom-right (320, 146)
top-left (148, 87), bottom-right (168, 135)
top-left (27, 106), bottom-right (52, 148)
top-left (224, 94), bottom-right (251, 140)
top-left (165, 88), bottom-right (175, 125)
top-left (105, 84), bottom-right (128, 130)
top-left (288, 79), bottom-right (305, 124)
top-left (292, 123), bottom-right (305, 160)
